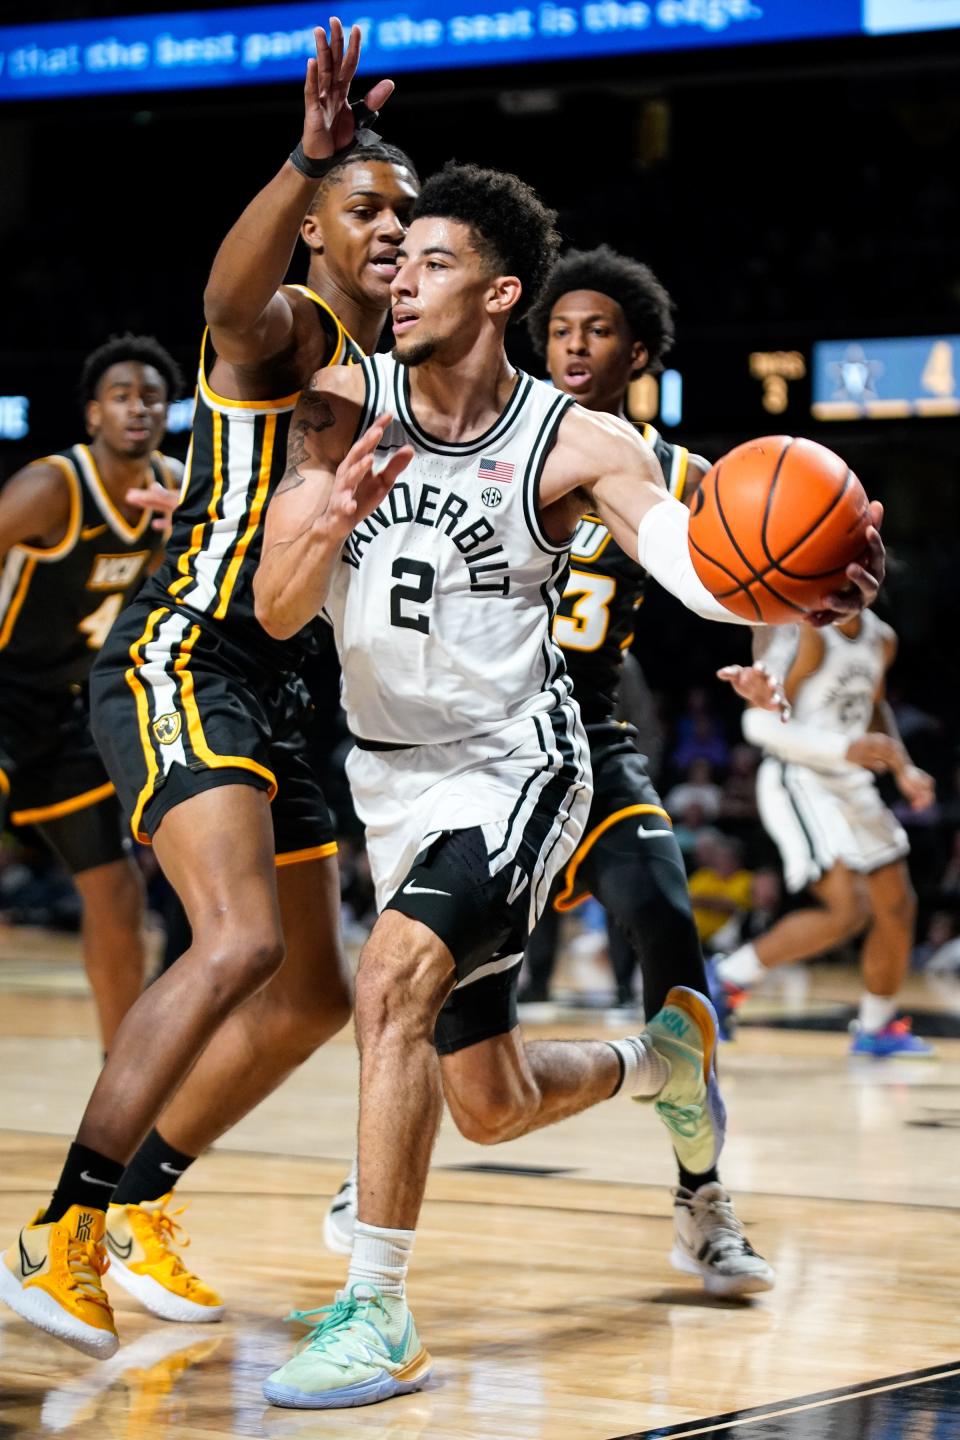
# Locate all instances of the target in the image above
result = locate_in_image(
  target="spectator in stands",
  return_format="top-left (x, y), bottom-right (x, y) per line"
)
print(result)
top-left (688, 835), bottom-right (754, 951)
top-left (665, 759), bottom-right (722, 825)
top-left (671, 687), bottom-right (730, 775)
top-left (711, 867), bottom-right (783, 957)
top-left (720, 744), bottom-right (761, 822)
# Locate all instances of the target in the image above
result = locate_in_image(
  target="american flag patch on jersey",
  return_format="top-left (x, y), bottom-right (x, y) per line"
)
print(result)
top-left (477, 456), bottom-right (515, 483)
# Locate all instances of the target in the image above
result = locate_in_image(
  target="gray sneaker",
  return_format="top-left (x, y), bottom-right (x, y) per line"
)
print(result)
top-left (671, 1183), bottom-right (775, 1297)
top-left (322, 1163), bottom-right (356, 1257)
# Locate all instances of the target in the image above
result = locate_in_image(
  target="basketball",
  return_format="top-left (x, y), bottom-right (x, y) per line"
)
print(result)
top-left (688, 436), bottom-right (871, 623)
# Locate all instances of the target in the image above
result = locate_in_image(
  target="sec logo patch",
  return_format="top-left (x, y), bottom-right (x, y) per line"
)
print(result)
top-left (481, 486), bottom-right (502, 508)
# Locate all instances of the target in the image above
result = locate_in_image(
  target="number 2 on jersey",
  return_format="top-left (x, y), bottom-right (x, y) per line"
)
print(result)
top-left (390, 558), bottom-right (436, 634)
top-left (554, 570), bottom-right (616, 652)
top-left (78, 593), bottom-right (124, 650)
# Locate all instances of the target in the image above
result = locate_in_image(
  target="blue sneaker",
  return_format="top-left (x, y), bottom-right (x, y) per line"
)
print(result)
top-left (640, 986), bottom-right (727, 1176)
top-left (850, 1018), bottom-right (934, 1057)
top-left (263, 1286), bottom-right (431, 1409)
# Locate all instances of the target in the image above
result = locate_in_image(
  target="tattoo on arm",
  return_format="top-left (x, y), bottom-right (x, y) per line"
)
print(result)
top-left (277, 390), bottom-right (337, 495)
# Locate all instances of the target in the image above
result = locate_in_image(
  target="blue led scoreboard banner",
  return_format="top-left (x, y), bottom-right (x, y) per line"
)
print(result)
top-left (2, 1), bottom-right (957, 101)
top-left (812, 337), bottom-right (960, 421)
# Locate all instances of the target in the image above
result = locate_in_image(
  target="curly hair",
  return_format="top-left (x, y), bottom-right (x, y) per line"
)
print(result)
top-left (79, 334), bottom-right (183, 407)
top-left (309, 141), bottom-right (419, 210)
top-left (525, 245), bottom-right (676, 374)
top-left (412, 162), bottom-right (561, 321)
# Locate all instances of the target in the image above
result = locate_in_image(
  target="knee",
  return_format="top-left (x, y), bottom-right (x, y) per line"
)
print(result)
top-left (354, 917), bottom-right (452, 1047)
top-left (201, 927), bottom-right (286, 1010)
top-left (874, 880), bottom-right (917, 933)
top-left (830, 883), bottom-right (873, 941)
top-left (606, 860), bottom-right (695, 947)
top-left (446, 1072), bottom-right (539, 1145)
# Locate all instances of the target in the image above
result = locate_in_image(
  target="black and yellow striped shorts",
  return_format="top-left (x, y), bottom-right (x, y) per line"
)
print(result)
top-left (89, 598), bottom-right (336, 863)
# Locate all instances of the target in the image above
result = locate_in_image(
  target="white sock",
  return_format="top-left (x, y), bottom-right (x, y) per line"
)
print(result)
top-left (608, 1036), bottom-right (670, 1098)
top-left (716, 943), bottom-right (767, 988)
top-left (347, 1220), bottom-right (414, 1299)
top-left (858, 992), bottom-right (896, 1034)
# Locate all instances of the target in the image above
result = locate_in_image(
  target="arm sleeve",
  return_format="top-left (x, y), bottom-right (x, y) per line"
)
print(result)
top-left (636, 496), bottom-right (761, 626)
top-left (742, 707), bottom-right (850, 766)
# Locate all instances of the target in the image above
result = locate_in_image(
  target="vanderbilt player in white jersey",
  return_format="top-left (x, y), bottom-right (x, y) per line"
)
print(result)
top-left (716, 613), bottom-right (934, 1055)
top-left (254, 163), bottom-right (884, 1409)
top-left (321, 248), bottom-right (779, 1295)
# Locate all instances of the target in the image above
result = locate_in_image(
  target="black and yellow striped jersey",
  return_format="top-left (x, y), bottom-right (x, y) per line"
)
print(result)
top-left (149, 286), bottom-right (363, 668)
top-left (0, 444), bottom-right (175, 691)
top-left (555, 424), bottom-right (693, 726)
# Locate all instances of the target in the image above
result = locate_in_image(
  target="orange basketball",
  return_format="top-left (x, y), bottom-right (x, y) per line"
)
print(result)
top-left (688, 436), bottom-right (870, 624)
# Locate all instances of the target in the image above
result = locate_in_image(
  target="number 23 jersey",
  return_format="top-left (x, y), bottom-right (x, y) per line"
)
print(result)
top-left (556, 425), bottom-right (693, 727)
top-left (323, 355), bottom-right (577, 746)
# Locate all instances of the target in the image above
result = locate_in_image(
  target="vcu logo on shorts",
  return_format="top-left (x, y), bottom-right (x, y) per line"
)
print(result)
top-left (152, 712), bottom-right (182, 746)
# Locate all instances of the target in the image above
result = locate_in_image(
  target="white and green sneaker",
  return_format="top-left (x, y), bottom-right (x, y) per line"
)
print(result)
top-left (263, 1286), bottom-right (432, 1410)
top-left (638, 985), bottom-right (726, 1176)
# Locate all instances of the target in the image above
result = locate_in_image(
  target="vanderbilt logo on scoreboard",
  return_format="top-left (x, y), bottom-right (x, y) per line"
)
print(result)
top-left (152, 712), bottom-right (182, 746)
top-left (87, 551), bottom-right (149, 590)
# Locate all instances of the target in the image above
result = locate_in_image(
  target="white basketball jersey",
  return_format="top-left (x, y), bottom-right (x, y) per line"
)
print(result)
top-left (323, 355), bottom-right (577, 745)
top-left (773, 611), bottom-right (889, 743)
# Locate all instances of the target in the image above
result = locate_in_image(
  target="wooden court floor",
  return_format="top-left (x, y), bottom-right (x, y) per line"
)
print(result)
top-left (0, 930), bottom-right (958, 1439)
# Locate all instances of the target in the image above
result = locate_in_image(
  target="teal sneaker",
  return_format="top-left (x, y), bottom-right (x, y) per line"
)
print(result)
top-left (638, 985), bottom-right (727, 1176)
top-left (263, 1286), bottom-right (432, 1409)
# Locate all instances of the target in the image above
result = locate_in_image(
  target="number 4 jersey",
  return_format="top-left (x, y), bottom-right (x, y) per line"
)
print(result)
top-left (0, 444), bottom-right (175, 691)
top-left (323, 356), bottom-right (577, 746)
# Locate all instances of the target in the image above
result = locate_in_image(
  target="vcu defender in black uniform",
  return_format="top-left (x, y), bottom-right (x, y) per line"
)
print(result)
top-left (523, 246), bottom-right (776, 1296)
top-left (0, 335), bottom-right (182, 1049)
top-left (0, 24), bottom-right (419, 1358)
top-left (93, 296), bottom-right (362, 850)
top-left (552, 424), bottom-right (689, 911)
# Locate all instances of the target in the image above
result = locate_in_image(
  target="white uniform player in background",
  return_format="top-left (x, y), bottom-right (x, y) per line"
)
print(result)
top-left (715, 611), bottom-right (935, 1056)
top-left (253, 162), bottom-right (885, 1411)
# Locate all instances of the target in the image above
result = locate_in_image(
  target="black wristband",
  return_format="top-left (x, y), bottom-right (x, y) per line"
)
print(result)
top-left (289, 101), bottom-right (382, 180)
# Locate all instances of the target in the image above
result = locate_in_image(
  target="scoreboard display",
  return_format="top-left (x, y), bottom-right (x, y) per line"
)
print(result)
top-left (812, 336), bottom-right (960, 421)
top-left (2, 1), bottom-right (959, 101)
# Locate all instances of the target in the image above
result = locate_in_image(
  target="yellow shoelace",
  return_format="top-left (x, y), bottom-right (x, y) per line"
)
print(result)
top-left (66, 1238), bottom-right (113, 1312)
top-left (141, 1204), bottom-right (193, 1280)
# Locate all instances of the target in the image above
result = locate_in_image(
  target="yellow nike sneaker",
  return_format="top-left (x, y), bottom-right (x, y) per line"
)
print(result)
top-left (0, 1204), bottom-right (118, 1357)
top-left (105, 1195), bottom-right (224, 1323)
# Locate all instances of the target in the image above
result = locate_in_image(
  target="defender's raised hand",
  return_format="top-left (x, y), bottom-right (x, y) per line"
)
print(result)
top-left (302, 19), bottom-right (395, 163)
